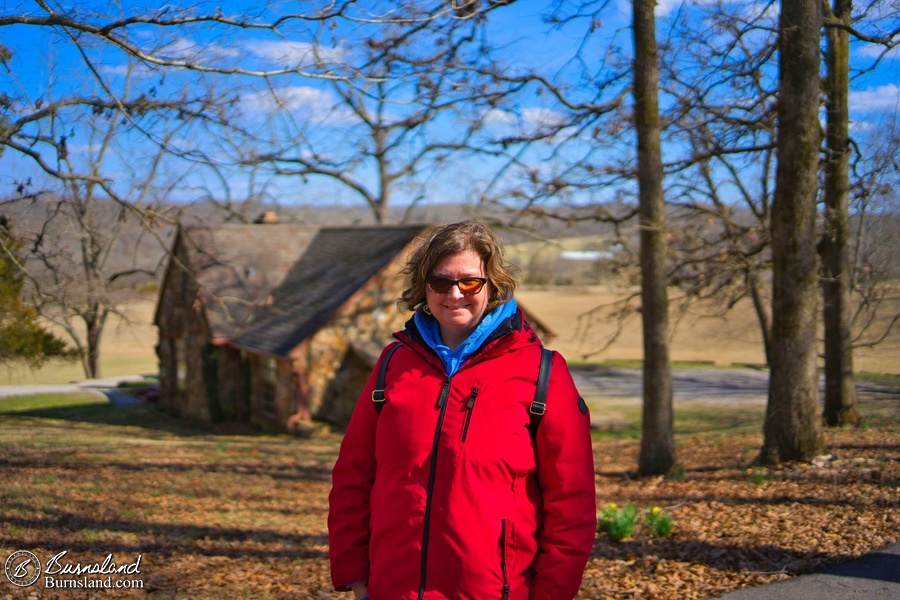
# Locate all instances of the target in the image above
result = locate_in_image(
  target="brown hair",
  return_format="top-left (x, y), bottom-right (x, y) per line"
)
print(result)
top-left (398, 221), bottom-right (519, 312)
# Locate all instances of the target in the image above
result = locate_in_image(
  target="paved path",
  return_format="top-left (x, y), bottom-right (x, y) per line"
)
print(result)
top-left (0, 375), bottom-right (149, 406)
top-left (712, 541), bottom-right (900, 599)
top-left (573, 365), bottom-right (773, 405)
top-left (3, 368), bottom-right (896, 412)
top-left (569, 365), bottom-right (899, 427)
top-left (572, 365), bottom-right (898, 405)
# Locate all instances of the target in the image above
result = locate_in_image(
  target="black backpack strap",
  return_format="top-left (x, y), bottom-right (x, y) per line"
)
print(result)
top-left (529, 348), bottom-right (554, 437)
top-left (372, 342), bottom-right (401, 414)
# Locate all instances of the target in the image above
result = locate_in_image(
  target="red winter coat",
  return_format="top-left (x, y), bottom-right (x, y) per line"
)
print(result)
top-left (328, 311), bottom-right (596, 599)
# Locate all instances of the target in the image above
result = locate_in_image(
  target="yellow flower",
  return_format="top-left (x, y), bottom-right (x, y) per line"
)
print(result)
top-left (651, 506), bottom-right (661, 515)
top-left (609, 503), bottom-right (618, 510)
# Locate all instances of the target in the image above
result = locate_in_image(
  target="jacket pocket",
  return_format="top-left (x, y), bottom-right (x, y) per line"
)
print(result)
top-left (500, 518), bottom-right (510, 599)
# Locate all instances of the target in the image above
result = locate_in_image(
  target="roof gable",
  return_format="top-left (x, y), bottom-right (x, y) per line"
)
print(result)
top-left (232, 225), bottom-right (426, 356)
top-left (171, 223), bottom-right (318, 338)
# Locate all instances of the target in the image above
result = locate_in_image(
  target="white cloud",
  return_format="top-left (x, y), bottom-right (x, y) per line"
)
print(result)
top-left (850, 84), bottom-right (900, 112)
top-left (158, 38), bottom-right (241, 63)
top-left (655, 0), bottom-right (739, 17)
top-left (855, 43), bottom-right (899, 61)
top-left (483, 109), bottom-right (516, 125)
top-left (848, 120), bottom-right (874, 133)
top-left (100, 64), bottom-right (158, 79)
top-left (480, 107), bottom-right (568, 134)
top-left (655, 0), bottom-right (685, 17)
top-left (650, 0), bottom-right (777, 23)
top-left (522, 107), bottom-right (568, 129)
top-left (246, 41), bottom-right (344, 67)
top-left (240, 86), bottom-right (356, 123)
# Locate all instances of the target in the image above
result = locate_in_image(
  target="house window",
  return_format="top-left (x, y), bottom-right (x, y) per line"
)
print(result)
top-left (261, 357), bottom-right (278, 418)
top-left (174, 337), bottom-right (188, 393)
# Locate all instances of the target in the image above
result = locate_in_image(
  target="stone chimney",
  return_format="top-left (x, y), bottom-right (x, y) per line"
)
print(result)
top-left (254, 211), bottom-right (280, 224)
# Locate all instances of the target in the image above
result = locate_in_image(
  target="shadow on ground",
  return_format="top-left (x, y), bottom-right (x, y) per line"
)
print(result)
top-left (3, 402), bottom-right (267, 438)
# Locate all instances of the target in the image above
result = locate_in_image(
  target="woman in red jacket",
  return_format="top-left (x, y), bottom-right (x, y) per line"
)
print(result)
top-left (328, 221), bottom-right (596, 600)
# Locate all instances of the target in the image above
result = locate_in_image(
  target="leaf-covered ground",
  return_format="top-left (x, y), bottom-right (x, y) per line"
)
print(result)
top-left (0, 395), bottom-right (897, 599)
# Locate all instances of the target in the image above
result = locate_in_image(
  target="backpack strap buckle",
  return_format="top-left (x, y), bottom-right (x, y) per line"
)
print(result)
top-left (528, 348), bottom-right (554, 437)
top-left (372, 343), bottom-right (402, 414)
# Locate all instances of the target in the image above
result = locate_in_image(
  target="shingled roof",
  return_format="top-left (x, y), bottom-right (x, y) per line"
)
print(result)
top-left (174, 223), bottom-right (318, 338)
top-left (231, 225), bottom-right (427, 356)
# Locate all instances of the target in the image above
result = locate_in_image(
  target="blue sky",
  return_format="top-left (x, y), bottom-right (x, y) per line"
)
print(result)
top-left (1, 0), bottom-right (898, 211)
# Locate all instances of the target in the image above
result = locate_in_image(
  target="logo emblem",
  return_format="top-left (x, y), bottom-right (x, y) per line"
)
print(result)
top-left (5, 550), bottom-right (42, 587)
top-left (577, 396), bottom-right (588, 415)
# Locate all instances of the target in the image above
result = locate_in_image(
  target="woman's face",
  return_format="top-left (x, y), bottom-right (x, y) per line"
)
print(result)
top-left (425, 250), bottom-right (490, 349)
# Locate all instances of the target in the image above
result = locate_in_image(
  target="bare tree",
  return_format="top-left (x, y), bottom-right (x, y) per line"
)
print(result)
top-left (236, 4), bottom-right (522, 223)
top-left (660, 2), bottom-right (779, 364)
top-left (0, 215), bottom-right (76, 368)
top-left (8, 77), bottom-right (189, 378)
top-left (759, 0), bottom-right (826, 464)
top-left (632, 0), bottom-right (674, 477)
top-left (847, 115), bottom-right (900, 358)
top-left (821, 0), bottom-right (860, 427)
top-left (1, 1), bottom-right (516, 376)
top-left (819, 0), bottom-right (899, 425)
top-left (659, 0), bottom-right (896, 429)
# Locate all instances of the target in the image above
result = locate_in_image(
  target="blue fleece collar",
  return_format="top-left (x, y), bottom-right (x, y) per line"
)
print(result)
top-left (414, 299), bottom-right (518, 376)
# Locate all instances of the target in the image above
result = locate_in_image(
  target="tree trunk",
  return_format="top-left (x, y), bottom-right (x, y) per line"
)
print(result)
top-left (633, 0), bottom-right (675, 477)
top-left (83, 304), bottom-right (108, 380)
top-left (759, 0), bottom-right (826, 464)
top-left (822, 0), bottom-right (860, 427)
top-left (748, 269), bottom-right (772, 365)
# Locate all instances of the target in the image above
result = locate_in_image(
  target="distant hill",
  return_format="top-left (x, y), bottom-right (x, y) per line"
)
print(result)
top-left (4, 195), bottom-right (895, 292)
top-left (0, 196), bottom-right (627, 292)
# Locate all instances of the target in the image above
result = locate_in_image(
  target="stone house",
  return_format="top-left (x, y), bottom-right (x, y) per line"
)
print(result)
top-left (154, 222), bottom-right (426, 430)
top-left (228, 225), bottom-right (430, 431)
top-left (154, 222), bottom-right (312, 423)
top-left (154, 221), bottom-right (555, 432)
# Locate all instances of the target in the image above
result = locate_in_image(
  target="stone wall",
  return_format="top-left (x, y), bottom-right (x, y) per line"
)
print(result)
top-left (290, 255), bottom-right (412, 428)
top-left (154, 236), bottom-right (212, 422)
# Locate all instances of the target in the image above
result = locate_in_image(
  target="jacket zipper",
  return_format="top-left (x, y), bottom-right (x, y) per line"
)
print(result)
top-left (500, 519), bottom-right (510, 599)
top-left (418, 376), bottom-right (453, 600)
top-left (460, 385), bottom-right (479, 443)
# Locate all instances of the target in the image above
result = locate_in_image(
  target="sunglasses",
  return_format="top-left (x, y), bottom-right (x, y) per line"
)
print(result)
top-left (426, 276), bottom-right (488, 295)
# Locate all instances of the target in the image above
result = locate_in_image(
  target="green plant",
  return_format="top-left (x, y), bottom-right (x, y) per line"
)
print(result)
top-left (668, 465), bottom-right (686, 480)
top-left (32, 474), bottom-right (58, 484)
top-left (597, 503), bottom-right (639, 541)
top-left (80, 529), bottom-right (104, 543)
top-left (644, 506), bottom-right (673, 538)
top-left (0, 227), bottom-right (79, 369)
top-left (598, 503), bottom-right (675, 541)
top-left (749, 472), bottom-right (770, 486)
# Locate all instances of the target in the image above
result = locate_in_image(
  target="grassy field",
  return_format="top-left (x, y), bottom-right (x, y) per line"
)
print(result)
top-left (0, 299), bottom-right (160, 386)
top-left (1, 393), bottom-right (897, 599)
top-left (2, 286), bottom-right (898, 386)
top-left (518, 286), bottom-right (900, 374)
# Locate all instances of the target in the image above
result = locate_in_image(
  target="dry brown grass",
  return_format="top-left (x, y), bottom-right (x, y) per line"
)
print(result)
top-left (0, 397), bottom-right (897, 599)
top-left (1, 299), bottom-right (159, 385)
top-left (3, 285), bottom-right (897, 386)
top-left (518, 286), bottom-right (900, 374)
top-left (581, 428), bottom-right (900, 599)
